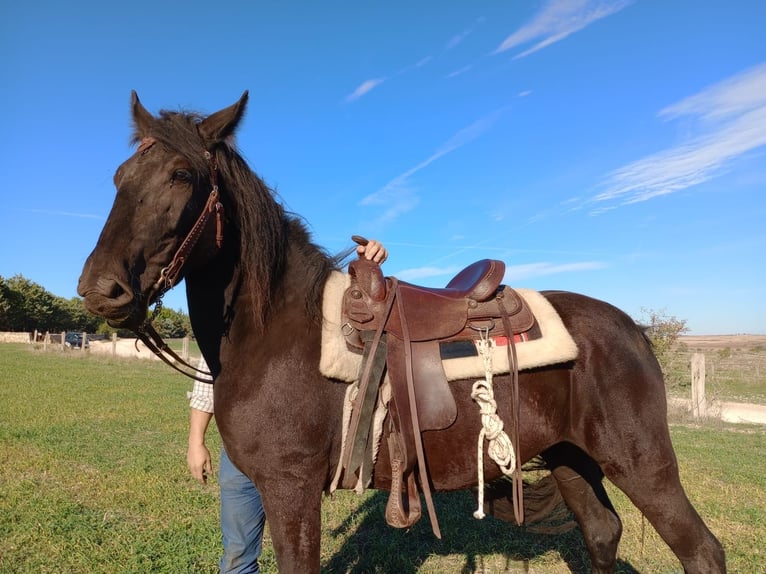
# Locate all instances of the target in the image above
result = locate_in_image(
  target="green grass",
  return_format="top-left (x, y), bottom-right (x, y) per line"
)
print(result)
top-left (1, 343), bottom-right (765, 573)
top-left (0, 345), bottom-right (222, 573)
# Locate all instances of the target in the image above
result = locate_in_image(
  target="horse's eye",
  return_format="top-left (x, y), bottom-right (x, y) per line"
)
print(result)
top-left (171, 169), bottom-right (192, 183)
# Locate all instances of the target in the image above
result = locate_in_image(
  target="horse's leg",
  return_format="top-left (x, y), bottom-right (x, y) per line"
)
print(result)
top-left (258, 473), bottom-right (324, 574)
top-left (598, 436), bottom-right (726, 573)
top-left (574, 388), bottom-right (726, 572)
top-left (575, 366), bottom-right (726, 571)
top-left (546, 291), bottom-right (726, 573)
top-left (545, 443), bottom-right (622, 574)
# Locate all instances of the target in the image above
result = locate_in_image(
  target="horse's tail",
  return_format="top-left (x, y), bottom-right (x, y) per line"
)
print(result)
top-left (479, 457), bottom-right (577, 534)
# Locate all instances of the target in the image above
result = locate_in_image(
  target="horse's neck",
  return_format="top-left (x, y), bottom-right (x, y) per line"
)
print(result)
top-left (187, 235), bottom-right (332, 366)
top-left (272, 242), bottom-right (334, 320)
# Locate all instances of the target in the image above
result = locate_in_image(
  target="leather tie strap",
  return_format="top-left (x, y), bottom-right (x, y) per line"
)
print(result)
top-left (497, 295), bottom-right (524, 525)
top-left (395, 278), bottom-right (442, 539)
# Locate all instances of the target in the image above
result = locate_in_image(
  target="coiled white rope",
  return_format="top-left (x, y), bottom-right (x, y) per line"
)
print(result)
top-left (471, 332), bottom-right (516, 519)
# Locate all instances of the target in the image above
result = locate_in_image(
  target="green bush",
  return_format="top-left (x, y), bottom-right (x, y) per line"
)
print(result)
top-left (637, 308), bottom-right (688, 390)
top-left (718, 347), bottom-right (732, 360)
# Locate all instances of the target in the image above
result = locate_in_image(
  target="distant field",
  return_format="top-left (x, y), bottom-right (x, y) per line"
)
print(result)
top-left (668, 334), bottom-right (766, 403)
top-left (680, 334), bottom-right (766, 350)
top-left (1, 343), bottom-right (765, 573)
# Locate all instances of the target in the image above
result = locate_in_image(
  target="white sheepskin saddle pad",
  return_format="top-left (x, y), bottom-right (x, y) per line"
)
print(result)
top-left (319, 271), bottom-right (578, 382)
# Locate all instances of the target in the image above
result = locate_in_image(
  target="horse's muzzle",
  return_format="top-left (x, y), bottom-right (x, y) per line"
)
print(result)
top-left (77, 275), bottom-right (145, 328)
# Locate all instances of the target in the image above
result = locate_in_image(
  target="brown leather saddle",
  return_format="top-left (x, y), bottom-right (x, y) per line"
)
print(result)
top-left (340, 256), bottom-right (538, 537)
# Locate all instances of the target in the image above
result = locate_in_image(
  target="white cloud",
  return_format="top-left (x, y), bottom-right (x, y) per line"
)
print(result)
top-left (659, 63), bottom-right (766, 122)
top-left (445, 65), bottom-right (473, 79)
top-left (495, 0), bottom-right (633, 59)
top-left (360, 108), bottom-right (507, 223)
top-left (395, 257), bottom-right (606, 284)
top-left (395, 265), bottom-right (463, 282)
top-left (503, 261), bottom-right (606, 281)
top-left (445, 17), bottom-right (485, 52)
top-left (415, 56), bottom-right (433, 68)
top-left (345, 18), bottom-right (485, 102)
top-left (344, 78), bottom-right (387, 103)
top-left (23, 208), bottom-right (105, 220)
top-left (595, 63), bottom-right (766, 208)
top-left (358, 180), bottom-right (420, 225)
top-left (446, 29), bottom-right (472, 51)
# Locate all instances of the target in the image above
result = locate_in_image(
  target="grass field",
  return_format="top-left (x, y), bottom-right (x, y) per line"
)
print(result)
top-left (1, 343), bottom-right (765, 573)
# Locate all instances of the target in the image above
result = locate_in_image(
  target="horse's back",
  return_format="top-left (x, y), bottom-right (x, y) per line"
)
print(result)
top-left (541, 289), bottom-right (659, 374)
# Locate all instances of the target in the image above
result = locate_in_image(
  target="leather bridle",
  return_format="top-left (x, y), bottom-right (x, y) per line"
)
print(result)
top-left (135, 147), bottom-right (225, 382)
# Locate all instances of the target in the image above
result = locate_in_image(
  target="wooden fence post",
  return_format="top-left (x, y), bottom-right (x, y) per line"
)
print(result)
top-left (691, 353), bottom-right (707, 418)
top-left (182, 336), bottom-right (190, 361)
top-left (61, 331), bottom-right (65, 350)
top-left (112, 332), bottom-right (117, 357)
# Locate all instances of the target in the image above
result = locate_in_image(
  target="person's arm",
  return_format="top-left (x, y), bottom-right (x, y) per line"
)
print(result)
top-left (356, 239), bottom-right (388, 263)
top-left (188, 407), bottom-right (213, 483)
top-left (187, 372), bottom-right (215, 484)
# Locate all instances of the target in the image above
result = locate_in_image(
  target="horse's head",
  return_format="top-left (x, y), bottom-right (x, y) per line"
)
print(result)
top-left (78, 91), bottom-right (249, 330)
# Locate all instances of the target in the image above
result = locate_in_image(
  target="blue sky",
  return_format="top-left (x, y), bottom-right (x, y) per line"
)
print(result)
top-left (1, 0), bottom-right (764, 334)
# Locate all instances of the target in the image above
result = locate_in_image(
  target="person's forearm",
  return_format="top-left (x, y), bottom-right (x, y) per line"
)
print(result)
top-left (189, 408), bottom-right (214, 446)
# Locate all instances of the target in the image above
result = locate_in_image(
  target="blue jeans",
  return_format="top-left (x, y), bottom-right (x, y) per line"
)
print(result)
top-left (219, 449), bottom-right (266, 574)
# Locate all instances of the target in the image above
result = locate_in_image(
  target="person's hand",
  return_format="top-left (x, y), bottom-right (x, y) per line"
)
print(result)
top-left (187, 442), bottom-right (213, 484)
top-left (356, 239), bottom-right (388, 264)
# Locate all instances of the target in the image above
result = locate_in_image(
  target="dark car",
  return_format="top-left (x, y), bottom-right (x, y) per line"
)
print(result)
top-left (65, 332), bottom-right (88, 349)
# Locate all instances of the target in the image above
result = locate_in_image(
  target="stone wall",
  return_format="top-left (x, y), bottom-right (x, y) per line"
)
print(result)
top-left (0, 332), bottom-right (31, 343)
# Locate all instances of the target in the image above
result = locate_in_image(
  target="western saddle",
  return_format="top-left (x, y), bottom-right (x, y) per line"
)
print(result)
top-left (340, 248), bottom-right (538, 537)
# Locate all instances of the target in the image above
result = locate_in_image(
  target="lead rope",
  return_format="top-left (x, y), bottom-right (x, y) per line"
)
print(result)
top-left (471, 328), bottom-right (517, 519)
top-left (135, 321), bottom-right (213, 382)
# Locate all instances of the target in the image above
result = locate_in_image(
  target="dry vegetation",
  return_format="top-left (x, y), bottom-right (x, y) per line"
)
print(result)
top-left (679, 334), bottom-right (766, 351)
top-left (666, 334), bottom-right (766, 404)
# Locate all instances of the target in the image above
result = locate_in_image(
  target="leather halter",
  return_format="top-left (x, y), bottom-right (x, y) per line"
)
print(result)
top-left (150, 149), bottom-right (224, 298)
top-left (136, 147), bottom-right (224, 382)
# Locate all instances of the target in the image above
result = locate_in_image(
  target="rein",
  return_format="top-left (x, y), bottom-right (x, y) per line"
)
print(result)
top-left (137, 148), bottom-right (224, 382)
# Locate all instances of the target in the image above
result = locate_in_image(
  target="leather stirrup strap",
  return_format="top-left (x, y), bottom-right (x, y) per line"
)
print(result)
top-left (341, 283), bottom-right (398, 474)
top-left (497, 295), bottom-right (524, 524)
top-left (395, 279), bottom-right (442, 539)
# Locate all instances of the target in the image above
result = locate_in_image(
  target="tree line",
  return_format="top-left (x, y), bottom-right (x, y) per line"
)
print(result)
top-left (0, 274), bottom-right (192, 338)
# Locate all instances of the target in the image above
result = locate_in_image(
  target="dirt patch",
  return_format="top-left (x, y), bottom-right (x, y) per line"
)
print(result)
top-left (88, 338), bottom-right (162, 360)
top-left (669, 397), bottom-right (766, 425)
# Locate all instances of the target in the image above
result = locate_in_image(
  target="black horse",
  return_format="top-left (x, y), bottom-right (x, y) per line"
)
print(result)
top-left (78, 92), bottom-right (725, 573)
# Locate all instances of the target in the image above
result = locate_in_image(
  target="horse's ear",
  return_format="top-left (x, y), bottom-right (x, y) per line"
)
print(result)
top-left (198, 91), bottom-right (249, 144)
top-left (131, 91), bottom-right (155, 136)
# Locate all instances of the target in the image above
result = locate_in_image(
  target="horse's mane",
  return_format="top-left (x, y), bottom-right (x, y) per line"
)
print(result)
top-left (132, 109), bottom-right (338, 328)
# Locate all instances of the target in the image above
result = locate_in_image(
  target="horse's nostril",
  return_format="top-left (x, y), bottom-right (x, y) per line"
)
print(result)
top-left (96, 277), bottom-right (127, 299)
top-left (108, 281), bottom-right (125, 299)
